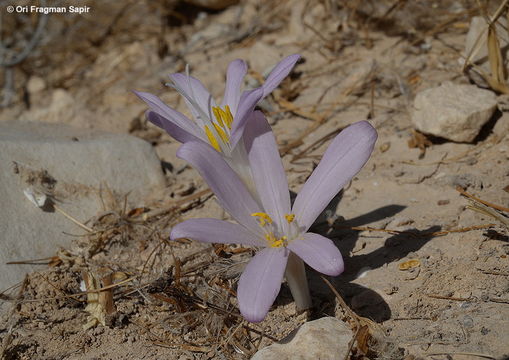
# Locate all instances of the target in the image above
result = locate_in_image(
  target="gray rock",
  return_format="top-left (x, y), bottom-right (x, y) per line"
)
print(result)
top-left (251, 317), bottom-right (353, 360)
top-left (0, 121), bottom-right (165, 290)
top-left (411, 82), bottom-right (497, 142)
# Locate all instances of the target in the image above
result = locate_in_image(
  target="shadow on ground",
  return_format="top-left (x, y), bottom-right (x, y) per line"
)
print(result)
top-left (279, 194), bottom-right (445, 323)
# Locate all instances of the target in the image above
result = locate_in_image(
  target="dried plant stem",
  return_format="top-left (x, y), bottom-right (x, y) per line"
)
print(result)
top-left (456, 186), bottom-right (509, 213)
top-left (53, 204), bottom-right (94, 233)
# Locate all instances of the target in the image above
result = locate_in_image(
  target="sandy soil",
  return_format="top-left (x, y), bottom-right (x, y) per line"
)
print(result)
top-left (1, 0), bottom-right (508, 359)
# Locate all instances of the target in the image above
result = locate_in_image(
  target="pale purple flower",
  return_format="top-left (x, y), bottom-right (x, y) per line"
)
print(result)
top-left (170, 115), bottom-right (378, 322)
top-left (134, 54), bottom-right (300, 156)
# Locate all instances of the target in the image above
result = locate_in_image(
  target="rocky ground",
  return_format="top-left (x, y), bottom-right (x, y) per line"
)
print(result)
top-left (1, 0), bottom-right (509, 359)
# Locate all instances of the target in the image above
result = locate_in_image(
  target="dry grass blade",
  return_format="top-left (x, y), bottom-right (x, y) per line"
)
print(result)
top-left (320, 275), bottom-right (379, 359)
top-left (464, 0), bottom-right (509, 93)
top-left (456, 186), bottom-right (509, 228)
top-left (82, 271), bottom-right (117, 329)
top-left (487, 24), bottom-right (506, 84)
top-left (426, 352), bottom-right (496, 359)
top-left (337, 223), bottom-right (495, 238)
top-left (466, 202), bottom-right (509, 228)
top-left (456, 186), bottom-right (509, 213)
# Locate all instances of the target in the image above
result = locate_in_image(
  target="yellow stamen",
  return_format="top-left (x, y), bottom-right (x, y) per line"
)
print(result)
top-left (285, 214), bottom-right (295, 223)
top-left (212, 122), bottom-right (230, 144)
top-left (204, 125), bottom-right (221, 152)
top-left (212, 106), bottom-right (234, 130)
top-left (212, 107), bottom-right (224, 128)
top-left (251, 212), bottom-right (273, 226)
top-left (265, 233), bottom-right (286, 248)
top-left (223, 105), bottom-right (233, 129)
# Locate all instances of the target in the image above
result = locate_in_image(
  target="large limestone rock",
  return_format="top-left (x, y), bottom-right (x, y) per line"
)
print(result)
top-left (411, 82), bottom-right (497, 142)
top-left (0, 122), bottom-right (166, 290)
top-left (252, 317), bottom-right (353, 360)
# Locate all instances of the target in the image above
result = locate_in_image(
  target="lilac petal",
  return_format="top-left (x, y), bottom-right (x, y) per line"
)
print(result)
top-left (229, 87), bottom-right (264, 148)
top-left (237, 247), bottom-right (289, 322)
top-left (177, 141), bottom-right (262, 234)
top-left (293, 121), bottom-right (378, 231)
top-left (244, 111), bottom-right (291, 227)
top-left (170, 73), bottom-right (217, 122)
top-left (221, 59), bottom-right (247, 113)
top-left (134, 91), bottom-right (203, 139)
top-left (147, 111), bottom-right (203, 144)
top-left (262, 54), bottom-right (300, 98)
top-left (170, 218), bottom-right (263, 246)
top-left (287, 233), bottom-right (344, 276)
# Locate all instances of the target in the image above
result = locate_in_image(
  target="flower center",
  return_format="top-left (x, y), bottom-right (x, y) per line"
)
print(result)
top-left (251, 212), bottom-right (298, 248)
top-left (204, 105), bottom-right (233, 153)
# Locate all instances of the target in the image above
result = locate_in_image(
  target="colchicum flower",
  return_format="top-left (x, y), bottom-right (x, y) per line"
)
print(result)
top-left (135, 55), bottom-right (298, 196)
top-left (170, 115), bottom-right (377, 322)
top-left (134, 56), bottom-right (299, 182)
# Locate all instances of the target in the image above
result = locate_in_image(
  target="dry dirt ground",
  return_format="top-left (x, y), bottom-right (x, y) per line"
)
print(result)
top-left (1, 0), bottom-right (509, 359)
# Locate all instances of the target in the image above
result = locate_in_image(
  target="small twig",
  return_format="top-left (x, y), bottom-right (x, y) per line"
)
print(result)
top-left (427, 352), bottom-right (495, 359)
top-left (129, 189), bottom-right (212, 223)
top-left (488, 297), bottom-right (509, 304)
top-left (320, 275), bottom-right (360, 360)
top-left (14, 276), bottom-right (136, 303)
top-left (53, 204), bottom-right (95, 233)
top-left (290, 127), bottom-right (344, 163)
top-left (426, 294), bottom-right (472, 302)
top-left (337, 223), bottom-right (495, 238)
top-left (457, 186), bottom-right (509, 213)
top-left (478, 269), bottom-right (509, 276)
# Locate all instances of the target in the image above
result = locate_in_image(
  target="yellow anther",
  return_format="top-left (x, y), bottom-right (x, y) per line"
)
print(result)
top-left (204, 125), bottom-right (221, 152)
top-left (285, 214), bottom-right (295, 223)
top-left (212, 107), bottom-right (225, 128)
top-left (251, 212), bottom-right (273, 226)
top-left (212, 106), bottom-right (234, 130)
top-left (223, 105), bottom-right (233, 129)
top-left (212, 122), bottom-right (230, 144)
top-left (265, 233), bottom-right (285, 248)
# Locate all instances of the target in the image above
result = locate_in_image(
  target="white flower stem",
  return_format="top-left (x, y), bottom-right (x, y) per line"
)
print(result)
top-left (285, 252), bottom-right (312, 310)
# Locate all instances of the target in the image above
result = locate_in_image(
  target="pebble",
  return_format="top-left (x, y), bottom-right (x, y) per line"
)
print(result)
top-left (251, 317), bottom-right (353, 360)
top-left (462, 315), bottom-right (474, 328)
top-left (411, 82), bottom-right (497, 142)
top-left (27, 76), bottom-right (46, 94)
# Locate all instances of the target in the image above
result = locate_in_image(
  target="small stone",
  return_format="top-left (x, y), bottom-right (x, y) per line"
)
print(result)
top-left (462, 315), bottom-right (474, 328)
top-left (411, 82), bottom-right (497, 142)
top-left (379, 141), bottom-right (391, 153)
top-left (27, 76), bottom-right (46, 94)
top-left (251, 317), bottom-right (353, 360)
